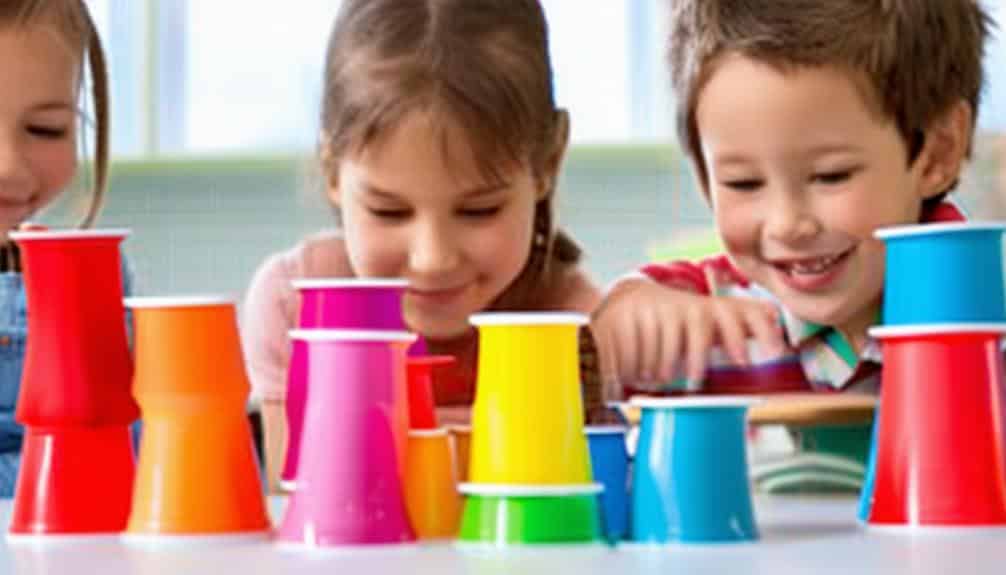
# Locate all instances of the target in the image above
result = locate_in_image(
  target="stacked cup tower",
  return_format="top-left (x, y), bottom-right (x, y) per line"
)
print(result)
top-left (278, 279), bottom-right (426, 547)
top-left (459, 313), bottom-right (602, 546)
top-left (865, 222), bottom-right (1006, 528)
top-left (8, 230), bottom-right (138, 538)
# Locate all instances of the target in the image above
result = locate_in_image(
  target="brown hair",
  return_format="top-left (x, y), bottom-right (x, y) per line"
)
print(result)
top-left (0, 0), bottom-right (110, 229)
top-left (319, 0), bottom-right (581, 309)
top-left (668, 0), bottom-right (994, 194)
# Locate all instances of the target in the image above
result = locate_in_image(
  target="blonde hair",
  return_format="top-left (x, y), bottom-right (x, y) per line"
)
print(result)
top-left (319, 0), bottom-right (582, 309)
top-left (1, 0), bottom-right (110, 228)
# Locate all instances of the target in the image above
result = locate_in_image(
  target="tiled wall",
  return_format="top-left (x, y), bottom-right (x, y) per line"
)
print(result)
top-left (58, 141), bottom-right (1004, 300)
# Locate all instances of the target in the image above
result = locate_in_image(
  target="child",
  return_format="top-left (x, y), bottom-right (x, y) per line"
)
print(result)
top-left (592, 0), bottom-right (993, 396)
top-left (0, 0), bottom-right (121, 496)
top-left (242, 0), bottom-right (602, 492)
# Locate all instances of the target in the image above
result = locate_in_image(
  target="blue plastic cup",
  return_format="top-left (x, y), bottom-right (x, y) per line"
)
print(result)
top-left (630, 396), bottom-right (761, 543)
top-left (585, 426), bottom-right (630, 541)
top-left (857, 410), bottom-right (880, 522)
top-left (877, 223), bottom-right (1006, 325)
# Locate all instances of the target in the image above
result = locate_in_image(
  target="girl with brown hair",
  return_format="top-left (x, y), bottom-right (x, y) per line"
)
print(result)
top-left (242, 0), bottom-right (602, 492)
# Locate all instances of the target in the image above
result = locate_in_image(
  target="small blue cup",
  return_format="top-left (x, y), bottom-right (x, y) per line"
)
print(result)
top-left (857, 411), bottom-right (880, 522)
top-left (585, 426), bottom-right (630, 541)
top-left (630, 396), bottom-right (760, 543)
top-left (878, 223), bottom-right (1006, 325)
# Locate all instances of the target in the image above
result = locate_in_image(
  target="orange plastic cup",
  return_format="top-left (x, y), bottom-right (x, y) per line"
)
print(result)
top-left (404, 429), bottom-right (461, 538)
top-left (124, 296), bottom-right (269, 537)
top-left (448, 425), bottom-right (472, 484)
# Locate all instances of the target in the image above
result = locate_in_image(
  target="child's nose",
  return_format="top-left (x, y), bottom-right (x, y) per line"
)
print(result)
top-left (765, 194), bottom-right (819, 243)
top-left (409, 222), bottom-right (460, 274)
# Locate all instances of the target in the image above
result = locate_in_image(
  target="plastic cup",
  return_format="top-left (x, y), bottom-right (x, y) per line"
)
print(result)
top-left (407, 356), bottom-right (455, 430)
top-left (404, 429), bottom-right (461, 539)
top-left (585, 426), bottom-right (630, 541)
top-left (867, 324), bottom-right (1006, 526)
top-left (448, 425), bottom-right (471, 483)
top-left (278, 329), bottom-right (416, 546)
top-left (9, 426), bottom-right (135, 535)
top-left (9, 229), bottom-right (137, 426)
top-left (468, 313), bottom-right (592, 485)
top-left (858, 413), bottom-right (880, 522)
top-left (123, 297), bottom-right (269, 536)
top-left (877, 223), bottom-right (1006, 325)
top-left (282, 278), bottom-right (408, 488)
top-left (458, 483), bottom-right (602, 545)
top-left (631, 396), bottom-right (761, 543)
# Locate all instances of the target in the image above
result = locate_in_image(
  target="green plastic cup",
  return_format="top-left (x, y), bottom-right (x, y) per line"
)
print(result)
top-left (458, 483), bottom-right (602, 545)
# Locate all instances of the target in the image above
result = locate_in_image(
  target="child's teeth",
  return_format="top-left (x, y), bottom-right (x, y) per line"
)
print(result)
top-left (790, 254), bottom-right (839, 274)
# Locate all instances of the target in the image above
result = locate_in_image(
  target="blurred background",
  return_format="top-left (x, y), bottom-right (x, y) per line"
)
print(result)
top-left (50, 0), bottom-right (1006, 297)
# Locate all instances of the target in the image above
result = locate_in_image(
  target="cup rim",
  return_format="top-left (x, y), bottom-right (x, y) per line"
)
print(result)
top-left (869, 323), bottom-right (1006, 338)
top-left (629, 395), bottom-right (764, 410)
top-left (8, 228), bottom-right (131, 241)
top-left (292, 277), bottom-right (409, 290)
top-left (289, 329), bottom-right (417, 343)
top-left (408, 428), bottom-right (449, 438)
top-left (124, 295), bottom-right (236, 308)
top-left (875, 221), bottom-right (1006, 240)
top-left (583, 425), bottom-right (628, 435)
top-left (459, 482), bottom-right (603, 497)
top-left (469, 312), bottom-right (589, 327)
top-left (407, 355), bottom-right (456, 367)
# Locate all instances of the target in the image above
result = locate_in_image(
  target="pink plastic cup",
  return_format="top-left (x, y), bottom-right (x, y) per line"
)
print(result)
top-left (278, 328), bottom-right (416, 546)
top-left (282, 278), bottom-right (411, 490)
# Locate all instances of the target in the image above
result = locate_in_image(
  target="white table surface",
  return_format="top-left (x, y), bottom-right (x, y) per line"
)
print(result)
top-left (0, 495), bottom-right (1003, 575)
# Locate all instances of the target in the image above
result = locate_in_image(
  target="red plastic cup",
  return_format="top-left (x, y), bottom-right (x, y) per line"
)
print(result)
top-left (407, 356), bottom-right (455, 430)
top-left (868, 324), bottom-right (1006, 527)
top-left (9, 426), bottom-right (135, 535)
top-left (9, 229), bottom-right (137, 426)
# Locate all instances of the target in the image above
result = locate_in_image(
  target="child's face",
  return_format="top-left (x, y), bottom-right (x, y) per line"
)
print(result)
top-left (695, 55), bottom-right (941, 342)
top-left (0, 24), bottom-right (79, 234)
top-left (330, 110), bottom-right (544, 340)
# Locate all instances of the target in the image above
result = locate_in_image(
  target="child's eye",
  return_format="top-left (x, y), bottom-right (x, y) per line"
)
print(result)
top-left (27, 125), bottom-right (69, 139)
top-left (722, 179), bottom-right (763, 192)
top-left (368, 208), bottom-right (411, 220)
top-left (458, 206), bottom-right (501, 219)
top-left (814, 170), bottom-right (854, 185)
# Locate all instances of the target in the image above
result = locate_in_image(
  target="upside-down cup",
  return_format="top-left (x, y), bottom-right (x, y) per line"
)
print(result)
top-left (278, 329), bottom-right (416, 546)
top-left (124, 297), bottom-right (269, 539)
top-left (877, 223), bottom-right (1006, 325)
top-left (458, 483), bottom-right (603, 546)
top-left (404, 428), bottom-right (461, 539)
top-left (9, 229), bottom-right (137, 426)
top-left (631, 396), bottom-right (761, 543)
top-left (468, 313), bottom-right (592, 485)
top-left (867, 324), bottom-right (1006, 527)
top-left (282, 278), bottom-right (410, 490)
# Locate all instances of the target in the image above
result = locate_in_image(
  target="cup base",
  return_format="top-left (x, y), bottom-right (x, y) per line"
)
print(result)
top-left (5, 532), bottom-right (122, 547)
top-left (122, 530), bottom-right (272, 548)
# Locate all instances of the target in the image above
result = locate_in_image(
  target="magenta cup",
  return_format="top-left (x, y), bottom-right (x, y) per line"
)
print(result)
top-left (281, 278), bottom-right (410, 490)
top-left (278, 328), bottom-right (417, 547)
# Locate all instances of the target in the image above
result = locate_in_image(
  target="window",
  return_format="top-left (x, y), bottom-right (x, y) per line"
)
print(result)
top-left (92, 0), bottom-right (1003, 157)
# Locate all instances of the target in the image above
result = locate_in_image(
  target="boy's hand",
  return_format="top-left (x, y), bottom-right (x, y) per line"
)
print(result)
top-left (591, 277), bottom-right (784, 399)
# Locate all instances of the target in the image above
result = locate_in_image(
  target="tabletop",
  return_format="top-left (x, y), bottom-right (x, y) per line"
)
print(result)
top-left (0, 495), bottom-right (1003, 575)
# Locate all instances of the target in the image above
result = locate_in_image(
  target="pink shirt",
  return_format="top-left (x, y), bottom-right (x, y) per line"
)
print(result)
top-left (241, 230), bottom-right (601, 403)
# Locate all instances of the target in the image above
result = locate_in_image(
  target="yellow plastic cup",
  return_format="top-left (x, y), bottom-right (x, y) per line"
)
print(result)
top-left (468, 313), bottom-right (592, 484)
top-left (403, 429), bottom-right (461, 539)
top-left (124, 296), bottom-right (270, 537)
